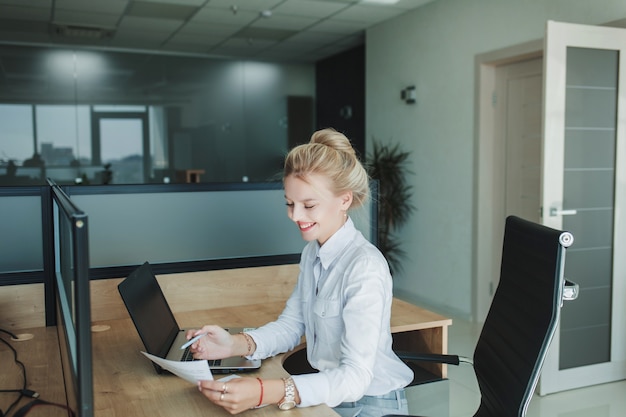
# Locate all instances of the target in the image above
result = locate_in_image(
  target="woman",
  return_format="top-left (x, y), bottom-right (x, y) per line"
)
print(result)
top-left (187, 128), bottom-right (413, 416)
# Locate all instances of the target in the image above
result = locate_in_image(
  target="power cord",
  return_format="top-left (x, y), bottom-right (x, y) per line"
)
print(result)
top-left (0, 328), bottom-right (75, 417)
top-left (12, 398), bottom-right (76, 417)
top-left (0, 328), bottom-right (28, 417)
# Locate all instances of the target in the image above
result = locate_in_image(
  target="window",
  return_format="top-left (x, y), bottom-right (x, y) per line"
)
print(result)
top-left (36, 105), bottom-right (92, 166)
top-left (0, 104), bottom-right (34, 164)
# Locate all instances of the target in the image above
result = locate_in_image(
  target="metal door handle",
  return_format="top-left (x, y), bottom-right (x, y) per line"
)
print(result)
top-left (549, 207), bottom-right (577, 216)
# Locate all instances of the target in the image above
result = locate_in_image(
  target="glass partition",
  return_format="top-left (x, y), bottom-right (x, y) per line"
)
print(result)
top-left (0, 181), bottom-right (376, 279)
top-left (68, 182), bottom-right (376, 269)
top-left (0, 190), bottom-right (43, 273)
top-left (71, 185), bottom-right (305, 267)
top-left (0, 44), bottom-right (315, 186)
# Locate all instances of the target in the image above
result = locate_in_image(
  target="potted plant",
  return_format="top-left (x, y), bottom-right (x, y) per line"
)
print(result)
top-left (367, 140), bottom-right (415, 275)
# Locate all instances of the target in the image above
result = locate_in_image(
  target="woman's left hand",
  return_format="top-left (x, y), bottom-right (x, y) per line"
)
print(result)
top-left (198, 377), bottom-right (264, 415)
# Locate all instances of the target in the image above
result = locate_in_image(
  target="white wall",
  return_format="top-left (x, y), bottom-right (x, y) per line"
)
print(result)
top-left (366, 0), bottom-right (626, 319)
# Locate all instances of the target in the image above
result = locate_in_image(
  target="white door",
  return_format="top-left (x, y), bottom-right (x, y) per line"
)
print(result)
top-left (540, 20), bottom-right (626, 395)
top-left (474, 45), bottom-right (544, 323)
top-left (501, 58), bottom-right (542, 224)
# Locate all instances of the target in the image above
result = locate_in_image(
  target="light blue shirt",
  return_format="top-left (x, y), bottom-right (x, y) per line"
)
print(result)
top-left (247, 218), bottom-right (413, 407)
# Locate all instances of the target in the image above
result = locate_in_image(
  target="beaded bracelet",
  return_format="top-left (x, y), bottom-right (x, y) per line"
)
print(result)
top-left (240, 332), bottom-right (253, 356)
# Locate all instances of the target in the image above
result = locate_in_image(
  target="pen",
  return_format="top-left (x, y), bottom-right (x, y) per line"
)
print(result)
top-left (180, 332), bottom-right (207, 350)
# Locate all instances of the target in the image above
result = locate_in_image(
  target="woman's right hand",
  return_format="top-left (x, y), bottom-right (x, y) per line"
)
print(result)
top-left (185, 325), bottom-right (235, 360)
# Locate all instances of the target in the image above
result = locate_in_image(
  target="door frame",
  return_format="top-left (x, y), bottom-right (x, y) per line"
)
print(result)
top-left (92, 109), bottom-right (151, 182)
top-left (473, 40), bottom-right (543, 322)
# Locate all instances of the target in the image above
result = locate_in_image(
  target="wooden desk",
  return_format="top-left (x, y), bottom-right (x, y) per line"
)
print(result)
top-left (90, 299), bottom-right (451, 417)
top-left (91, 304), bottom-right (336, 417)
top-left (390, 298), bottom-right (452, 379)
top-left (1, 264), bottom-right (452, 417)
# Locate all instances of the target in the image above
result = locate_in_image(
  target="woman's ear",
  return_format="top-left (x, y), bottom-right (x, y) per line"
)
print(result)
top-left (340, 191), bottom-right (353, 211)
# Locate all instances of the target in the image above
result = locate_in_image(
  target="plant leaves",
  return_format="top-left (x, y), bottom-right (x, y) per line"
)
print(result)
top-left (366, 139), bottom-right (415, 275)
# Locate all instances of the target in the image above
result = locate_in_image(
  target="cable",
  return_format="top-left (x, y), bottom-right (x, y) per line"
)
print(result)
top-left (0, 329), bottom-right (18, 339)
top-left (0, 327), bottom-right (77, 417)
top-left (12, 398), bottom-right (76, 417)
top-left (0, 329), bottom-right (28, 417)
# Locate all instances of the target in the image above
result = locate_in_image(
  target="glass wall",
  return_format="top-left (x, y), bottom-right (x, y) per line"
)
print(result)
top-left (0, 45), bottom-right (315, 186)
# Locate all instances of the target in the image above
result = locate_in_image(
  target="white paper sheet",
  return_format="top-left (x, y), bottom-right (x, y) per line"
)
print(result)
top-left (141, 351), bottom-right (214, 384)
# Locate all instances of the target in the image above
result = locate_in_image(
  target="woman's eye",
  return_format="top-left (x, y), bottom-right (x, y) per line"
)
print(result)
top-left (285, 202), bottom-right (315, 209)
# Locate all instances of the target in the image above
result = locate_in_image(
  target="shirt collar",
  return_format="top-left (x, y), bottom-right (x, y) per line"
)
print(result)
top-left (315, 217), bottom-right (357, 270)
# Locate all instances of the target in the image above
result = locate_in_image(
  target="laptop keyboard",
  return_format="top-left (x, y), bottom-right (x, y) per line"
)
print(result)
top-left (181, 346), bottom-right (221, 366)
top-left (181, 346), bottom-right (194, 361)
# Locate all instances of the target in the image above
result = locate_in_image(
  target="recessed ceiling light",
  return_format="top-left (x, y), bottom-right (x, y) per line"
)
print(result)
top-left (51, 23), bottom-right (115, 39)
top-left (361, 0), bottom-right (400, 4)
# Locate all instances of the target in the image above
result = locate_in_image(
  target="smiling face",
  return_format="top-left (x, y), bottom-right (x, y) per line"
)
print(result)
top-left (284, 173), bottom-right (352, 246)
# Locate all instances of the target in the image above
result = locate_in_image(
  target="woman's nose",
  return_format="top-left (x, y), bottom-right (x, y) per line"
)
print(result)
top-left (289, 205), bottom-right (303, 221)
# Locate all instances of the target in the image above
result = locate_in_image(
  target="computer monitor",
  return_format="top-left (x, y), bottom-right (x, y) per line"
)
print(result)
top-left (49, 179), bottom-right (94, 417)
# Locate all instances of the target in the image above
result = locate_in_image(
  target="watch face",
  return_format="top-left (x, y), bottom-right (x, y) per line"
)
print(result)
top-left (279, 401), bottom-right (296, 410)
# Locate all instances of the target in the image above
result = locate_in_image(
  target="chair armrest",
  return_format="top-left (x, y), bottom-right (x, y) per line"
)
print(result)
top-left (395, 351), bottom-right (471, 366)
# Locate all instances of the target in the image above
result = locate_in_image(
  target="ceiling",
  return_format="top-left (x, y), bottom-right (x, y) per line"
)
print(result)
top-left (0, 0), bottom-right (436, 63)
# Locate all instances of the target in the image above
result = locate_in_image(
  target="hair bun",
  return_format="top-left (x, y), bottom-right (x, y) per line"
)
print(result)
top-left (310, 128), bottom-right (356, 157)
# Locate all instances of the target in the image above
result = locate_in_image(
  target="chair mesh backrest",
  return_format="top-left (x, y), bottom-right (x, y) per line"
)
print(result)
top-left (473, 216), bottom-right (566, 417)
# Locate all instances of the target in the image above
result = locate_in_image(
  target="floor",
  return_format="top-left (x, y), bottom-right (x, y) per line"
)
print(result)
top-left (405, 317), bottom-right (626, 417)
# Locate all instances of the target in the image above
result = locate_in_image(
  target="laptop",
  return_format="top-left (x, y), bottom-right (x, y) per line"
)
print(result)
top-left (117, 261), bottom-right (261, 374)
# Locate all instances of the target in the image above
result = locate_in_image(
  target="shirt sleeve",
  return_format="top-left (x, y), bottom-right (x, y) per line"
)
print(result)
top-left (245, 286), bottom-right (306, 359)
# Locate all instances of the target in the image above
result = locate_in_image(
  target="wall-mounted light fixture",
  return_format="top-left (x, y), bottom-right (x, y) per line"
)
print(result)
top-left (339, 105), bottom-right (353, 120)
top-left (401, 85), bottom-right (416, 105)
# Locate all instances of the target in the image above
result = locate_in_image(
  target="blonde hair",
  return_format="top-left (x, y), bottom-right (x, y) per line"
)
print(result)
top-left (284, 128), bottom-right (369, 209)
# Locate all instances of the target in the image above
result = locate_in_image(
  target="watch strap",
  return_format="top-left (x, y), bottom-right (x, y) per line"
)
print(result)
top-left (278, 376), bottom-right (296, 410)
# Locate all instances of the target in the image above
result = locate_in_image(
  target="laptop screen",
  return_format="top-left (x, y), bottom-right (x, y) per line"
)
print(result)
top-left (118, 262), bottom-right (180, 358)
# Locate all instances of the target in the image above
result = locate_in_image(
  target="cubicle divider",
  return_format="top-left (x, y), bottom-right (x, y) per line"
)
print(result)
top-left (49, 179), bottom-right (94, 417)
top-left (67, 182), bottom-right (307, 279)
top-left (0, 185), bottom-right (47, 283)
top-left (0, 181), bottom-right (377, 328)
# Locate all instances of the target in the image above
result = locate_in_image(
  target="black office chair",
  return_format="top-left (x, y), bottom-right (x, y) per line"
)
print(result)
top-left (388, 215), bottom-right (578, 417)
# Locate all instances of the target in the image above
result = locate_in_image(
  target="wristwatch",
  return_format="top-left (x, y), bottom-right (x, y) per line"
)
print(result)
top-left (278, 377), bottom-right (296, 410)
